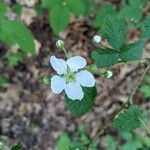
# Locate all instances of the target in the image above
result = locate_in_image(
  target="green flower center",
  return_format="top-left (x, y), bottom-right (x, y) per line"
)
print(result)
top-left (65, 72), bottom-right (76, 83)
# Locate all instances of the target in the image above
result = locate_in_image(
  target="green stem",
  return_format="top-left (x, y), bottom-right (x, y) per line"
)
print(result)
top-left (62, 47), bottom-right (68, 58)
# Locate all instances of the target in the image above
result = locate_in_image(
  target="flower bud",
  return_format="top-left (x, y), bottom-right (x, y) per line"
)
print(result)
top-left (56, 40), bottom-right (64, 48)
top-left (42, 76), bottom-right (50, 85)
top-left (93, 35), bottom-right (101, 44)
top-left (104, 71), bottom-right (113, 79)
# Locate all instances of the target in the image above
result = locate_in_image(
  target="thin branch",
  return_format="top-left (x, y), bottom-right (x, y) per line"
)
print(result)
top-left (91, 62), bottom-right (150, 142)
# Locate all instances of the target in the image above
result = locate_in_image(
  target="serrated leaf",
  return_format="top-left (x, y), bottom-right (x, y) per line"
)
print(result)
top-left (66, 0), bottom-right (85, 16)
top-left (118, 6), bottom-right (142, 23)
top-left (65, 86), bottom-right (97, 117)
top-left (0, 20), bottom-right (35, 53)
top-left (49, 5), bottom-right (70, 34)
top-left (121, 40), bottom-right (144, 61)
top-left (92, 49), bottom-right (119, 67)
top-left (101, 17), bottom-right (127, 51)
top-left (113, 105), bottom-right (142, 132)
top-left (93, 4), bottom-right (117, 28)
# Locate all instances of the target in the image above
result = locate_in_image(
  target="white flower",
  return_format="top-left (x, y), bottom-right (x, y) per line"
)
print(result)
top-left (50, 56), bottom-right (96, 100)
top-left (93, 35), bottom-right (101, 44)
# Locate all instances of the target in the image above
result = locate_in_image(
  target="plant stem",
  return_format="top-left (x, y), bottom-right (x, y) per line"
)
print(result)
top-left (62, 47), bottom-right (68, 58)
top-left (91, 62), bottom-right (150, 141)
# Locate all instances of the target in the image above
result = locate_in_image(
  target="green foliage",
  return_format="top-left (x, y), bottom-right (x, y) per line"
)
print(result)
top-left (0, 74), bottom-right (7, 87)
top-left (42, 0), bottom-right (86, 34)
top-left (92, 49), bottom-right (119, 67)
top-left (56, 132), bottom-right (72, 150)
top-left (56, 125), bottom-right (99, 150)
top-left (93, 3), bottom-right (117, 28)
top-left (42, 75), bottom-right (51, 85)
top-left (104, 135), bottom-right (118, 150)
top-left (0, 20), bottom-right (35, 54)
top-left (11, 142), bottom-right (22, 150)
top-left (113, 105), bottom-right (142, 132)
top-left (105, 133), bottom-right (150, 150)
top-left (0, 2), bottom-right (7, 19)
top-left (101, 17), bottom-right (127, 51)
top-left (141, 14), bottom-right (150, 39)
top-left (92, 17), bottom-right (144, 67)
top-left (6, 52), bottom-right (25, 66)
top-left (122, 132), bottom-right (143, 150)
top-left (118, 0), bottom-right (147, 24)
top-left (65, 86), bottom-right (97, 117)
top-left (66, 0), bottom-right (85, 16)
top-left (140, 76), bottom-right (150, 98)
top-left (12, 4), bottom-right (22, 16)
top-left (120, 40), bottom-right (144, 61)
top-left (49, 5), bottom-right (70, 34)
top-left (0, 140), bottom-right (5, 150)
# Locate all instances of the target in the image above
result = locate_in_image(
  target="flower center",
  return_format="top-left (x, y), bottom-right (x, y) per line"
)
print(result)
top-left (65, 72), bottom-right (76, 83)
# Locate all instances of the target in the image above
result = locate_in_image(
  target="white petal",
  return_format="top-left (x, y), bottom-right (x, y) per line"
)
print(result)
top-left (50, 56), bottom-right (67, 75)
top-left (76, 70), bottom-right (95, 87)
top-left (66, 56), bottom-right (87, 72)
top-left (51, 75), bottom-right (66, 94)
top-left (65, 82), bottom-right (84, 100)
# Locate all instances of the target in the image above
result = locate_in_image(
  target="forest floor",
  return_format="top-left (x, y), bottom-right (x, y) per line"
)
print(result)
top-left (0, 0), bottom-right (150, 149)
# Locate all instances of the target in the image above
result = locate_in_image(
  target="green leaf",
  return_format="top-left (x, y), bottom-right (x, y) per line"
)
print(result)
top-left (0, 20), bottom-right (35, 53)
top-left (66, 0), bottom-right (85, 16)
top-left (65, 86), bottom-right (97, 117)
top-left (140, 85), bottom-right (150, 98)
top-left (92, 49), bottom-right (119, 67)
top-left (49, 5), bottom-right (70, 34)
top-left (6, 52), bottom-right (25, 66)
top-left (11, 143), bottom-right (22, 150)
top-left (56, 132), bottom-right (72, 150)
top-left (118, 6), bottom-right (143, 23)
top-left (129, 0), bottom-right (147, 8)
top-left (12, 4), bottom-right (22, 16)
top-left (0, 74), bottom-right (7, 87)
top-left (141, 14), bottom-right (150, 39)
top-left (42, 0), bottom-right (61, 9)
top-left (121, 40), bottom-right (144, 61)
top-left (93, 4), bottom-right (117, 28)
top-left (113, 105), bottom-right (142, 132)
top-left (105, 135), bottom-right (118, 150)
top-left (0, 2), bottom-right (7, 18)
top-left (101, 17), bottom-right (127, 50)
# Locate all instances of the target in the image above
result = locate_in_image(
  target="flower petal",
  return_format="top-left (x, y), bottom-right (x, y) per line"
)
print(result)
top-left (66, 56), bottom-right (87, 72)
top-left (76, 70), bottom-right (95, 87)
top-left (50, 56), bottom-right (67, 75)
top-left (51, 75), bottom-right (66, 94)
top-left (65, 82), bottom-right (84, 100)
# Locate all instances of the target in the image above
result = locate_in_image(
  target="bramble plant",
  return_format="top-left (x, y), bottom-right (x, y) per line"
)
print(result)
top-left (0, 0), bottom-right (150, 149)
top-left (48, 14), bottom-right (150, 145)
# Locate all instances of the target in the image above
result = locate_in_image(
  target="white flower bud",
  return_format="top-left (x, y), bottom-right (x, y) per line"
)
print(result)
top-left (56, 40), bottom-right (64, 48)
top-left (104, 71), bottom-right (113, 79)
top-left (93, 35), bottom-right (101, 44)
